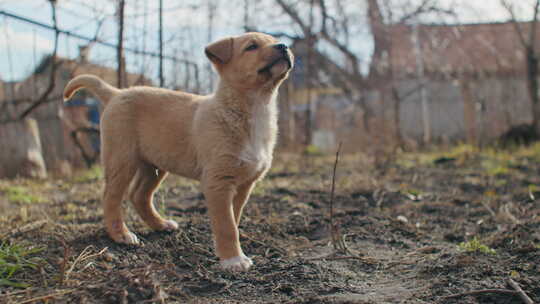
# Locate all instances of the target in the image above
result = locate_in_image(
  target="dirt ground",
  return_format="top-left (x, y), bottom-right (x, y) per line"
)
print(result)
top-left (1, 145), bottom-right (540, 303)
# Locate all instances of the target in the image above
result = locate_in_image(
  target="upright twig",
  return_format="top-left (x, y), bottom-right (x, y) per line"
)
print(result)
top-left (57, 236), bottom-right (71, 286)
top-left (330, 142), bottom-right (347, 253)
top-left (329, 142), bottom-right (341, 229)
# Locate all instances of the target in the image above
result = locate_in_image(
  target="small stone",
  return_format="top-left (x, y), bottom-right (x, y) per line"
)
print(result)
top-left (397, 215), bottom-right (408, 223)
top-left (103, 252), bottom-right (115, 262)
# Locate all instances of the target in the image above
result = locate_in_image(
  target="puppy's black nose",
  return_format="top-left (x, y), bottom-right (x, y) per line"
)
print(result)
top-left (273, 43), bottom-right (288, 52)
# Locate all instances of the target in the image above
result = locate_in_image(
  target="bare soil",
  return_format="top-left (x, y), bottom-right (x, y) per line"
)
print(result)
top-left (1, 147), bottom-right (540, 303)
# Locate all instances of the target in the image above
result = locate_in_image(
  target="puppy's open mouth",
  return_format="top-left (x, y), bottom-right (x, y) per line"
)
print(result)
top-left (258, 56), bottom-right (292, 74)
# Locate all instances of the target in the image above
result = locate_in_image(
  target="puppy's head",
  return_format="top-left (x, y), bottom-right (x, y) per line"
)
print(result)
top-left (205, 32), bottom-right (294, 91)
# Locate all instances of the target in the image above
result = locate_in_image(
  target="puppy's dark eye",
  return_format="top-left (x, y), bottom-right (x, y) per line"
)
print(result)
top-left (245, 44), bottom-right (258, 51)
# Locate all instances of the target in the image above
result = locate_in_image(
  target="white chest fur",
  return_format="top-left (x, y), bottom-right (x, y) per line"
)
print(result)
top-left (239, 93), bottom-right (278, 173)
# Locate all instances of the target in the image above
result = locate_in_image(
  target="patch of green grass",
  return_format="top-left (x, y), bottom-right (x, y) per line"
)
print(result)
top-left (481, 158), bottom-right (514, 176)
top-left (485, 165), bottom-right (510, 176)
top-left (304, 145), bottom-right (325, 156)
top-left (397, 143), bottom-right (477, 167)
top-left (0, 241), bottom-right (44, 288)
top-left (447, 144), bottom-right (477, 156)
top-left (514, 142), bottom-right (540, 161)
top-left (73, 166), bottom-right (103, 183)
top-left (402, 188), bottom-right (422, 196)
top-left (395, 157), bottom-right (416, 169)
top-left (1, 185), bottom-right (43, 204)
top-left (458, 237), bottom-right (496, 255)
top-left (251, 183), bottom-right (268, 197)
top-left (155, 189), bottom-right (167, 216)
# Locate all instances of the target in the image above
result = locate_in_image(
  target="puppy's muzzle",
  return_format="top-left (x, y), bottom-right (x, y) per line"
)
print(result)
top-left (258, 44), bottom-right (293, 75)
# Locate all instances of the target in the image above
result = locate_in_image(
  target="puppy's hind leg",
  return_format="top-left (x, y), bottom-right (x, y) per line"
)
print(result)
top-left (102, 159), bottom-right (139, 245)
top-left (128, 164), bottom-right (178, 231)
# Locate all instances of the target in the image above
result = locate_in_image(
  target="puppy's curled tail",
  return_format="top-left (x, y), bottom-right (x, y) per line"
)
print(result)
top-left (63, 74), bottom-right (120, 107)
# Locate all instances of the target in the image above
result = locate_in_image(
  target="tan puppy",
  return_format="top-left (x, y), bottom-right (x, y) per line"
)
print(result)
top-left (63, 32), bottom-right (293, 271)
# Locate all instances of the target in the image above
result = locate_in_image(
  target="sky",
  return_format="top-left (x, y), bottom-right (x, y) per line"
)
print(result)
top-left (0, 0), bottom-right (533, 84)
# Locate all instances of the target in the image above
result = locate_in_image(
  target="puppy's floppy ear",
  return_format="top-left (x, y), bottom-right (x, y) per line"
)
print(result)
top-left (205, 37), bottom-right (234, 65)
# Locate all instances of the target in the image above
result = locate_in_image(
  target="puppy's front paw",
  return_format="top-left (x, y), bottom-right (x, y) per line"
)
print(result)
top-left (160, 219), bottom-right (179, 231)
top-left (220, 254), bottom-right (253, 271)
top-left (111, 231), bottom-right (140, 245)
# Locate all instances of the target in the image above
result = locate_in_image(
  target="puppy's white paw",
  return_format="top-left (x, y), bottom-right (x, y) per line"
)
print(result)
top-left (220, 254), bottom-right (253, 272)
top-left (161, 219), bottom-right (179, 231)
top-left (113, 231), bottom-right (140, 245)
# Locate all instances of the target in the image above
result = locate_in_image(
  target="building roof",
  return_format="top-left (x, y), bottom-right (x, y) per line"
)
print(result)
top-left (377, 21), bottom-right (540, 79)
top-left (63, 59), bottom-right (151, 87)
top-left (5, 54), bottom-right (153, 104)
top-left (35, 55), bottom-right (152, 87)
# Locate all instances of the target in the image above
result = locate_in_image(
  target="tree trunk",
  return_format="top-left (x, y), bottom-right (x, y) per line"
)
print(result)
top-left (0, 118), bottom-right (47, 178)
top-left (526, 48), bottom-right (540, 134)
top-left (391, 86), bottom-right (403, 148)
top-left (284, 80), bottom-right (295, 148)
top-left (367, 0), bottom-right (389, 77)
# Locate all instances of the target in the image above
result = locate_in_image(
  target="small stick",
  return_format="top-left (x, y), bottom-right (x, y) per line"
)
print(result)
top-left (441, 289), bottom-right (519, 300)
top-left (4, 220), bottom-right (47, 238)
top-left (500, 203), bottom-right (521, 225)
top-left (4, 288), bottom-right (35, 297)
top-left (241, 232), bottom-right (288, 256)
top-left (481, 201), bottom-right (496, 217)
top-left (507, 278), bottom-right (534, 304)
top-left (64, 245), bottom-right (108, 282)
top-left (307, 255), bottom-right (364, 261)
top-left (16, 289), bottom-right (76, 304)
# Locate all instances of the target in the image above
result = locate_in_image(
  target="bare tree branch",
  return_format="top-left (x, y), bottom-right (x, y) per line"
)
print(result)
top-left (530, 0), bottom-right (540, 52)
top-left (501, 0), bottom-right (540, 133)
top-left (275, 0), bottom-right (313, 37)
top-left (501, 0), bottom-right (528, 47)
top-left (71, 126), bottom-right (100, 168)
top-left (18, 0), bottom-right (59, 120)
top-left (317, 0), bottom-right (361, 77)
top-left (398, 0), bottom-right (455, 23)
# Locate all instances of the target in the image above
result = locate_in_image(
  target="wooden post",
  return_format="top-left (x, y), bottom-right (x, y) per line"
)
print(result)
top-left (460, 80), bottom-right (477, 145)
top-left (412, 24), bottom-right (431, 144)
top-left (117, 0), bottom-right (125, 88)
top-left (159, 0), bottom-right (164, 87)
